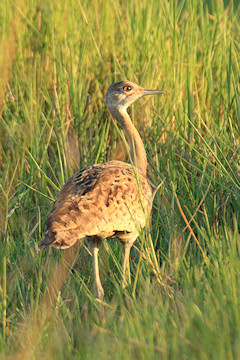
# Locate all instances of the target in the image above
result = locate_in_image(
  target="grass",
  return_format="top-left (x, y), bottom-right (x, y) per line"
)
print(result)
top-left (0, 0), bottom-right (240, 358)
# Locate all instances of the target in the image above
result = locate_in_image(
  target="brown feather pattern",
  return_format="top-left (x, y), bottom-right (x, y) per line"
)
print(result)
top-left (40, 160), bottom-right (152, 250)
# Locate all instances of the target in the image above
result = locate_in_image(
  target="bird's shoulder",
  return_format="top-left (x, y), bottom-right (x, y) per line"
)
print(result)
top-left (52, 160), bottom-right (149, 202)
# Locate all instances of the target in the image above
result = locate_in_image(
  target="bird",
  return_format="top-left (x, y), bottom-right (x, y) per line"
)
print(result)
top-left (39, 80), bottom-right (165, 300)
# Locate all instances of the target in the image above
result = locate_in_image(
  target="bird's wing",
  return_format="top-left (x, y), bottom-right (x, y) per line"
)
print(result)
top-left (40, 161), bottom-right (152, 249)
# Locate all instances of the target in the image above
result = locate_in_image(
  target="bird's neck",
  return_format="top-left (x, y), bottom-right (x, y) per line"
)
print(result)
top-left (109, 106), bottom-right (148, 175)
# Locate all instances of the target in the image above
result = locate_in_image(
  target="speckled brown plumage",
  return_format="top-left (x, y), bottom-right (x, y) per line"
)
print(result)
top-left (40, 160), bottom-right (152, 250)
top-left (40, 80), bottom-right (165, 299)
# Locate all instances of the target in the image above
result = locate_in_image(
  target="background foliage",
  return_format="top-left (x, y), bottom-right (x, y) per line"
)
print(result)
top-left (0, 0), bottom-right (239, 358)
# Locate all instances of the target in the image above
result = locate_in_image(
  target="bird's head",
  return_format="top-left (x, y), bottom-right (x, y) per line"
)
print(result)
top-left (105, 80), bottom-right (165, 113)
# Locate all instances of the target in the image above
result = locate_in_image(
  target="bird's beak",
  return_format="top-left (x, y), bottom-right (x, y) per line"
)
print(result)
top-left (140, 87), bottom-right (166, 96)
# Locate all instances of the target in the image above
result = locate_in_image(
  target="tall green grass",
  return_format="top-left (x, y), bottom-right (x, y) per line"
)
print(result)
top-left (0, 0), bottom-right (239, 358)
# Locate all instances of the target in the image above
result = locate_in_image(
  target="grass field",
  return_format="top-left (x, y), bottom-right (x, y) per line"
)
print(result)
top-left (0, 0), bottom-right (240, 358)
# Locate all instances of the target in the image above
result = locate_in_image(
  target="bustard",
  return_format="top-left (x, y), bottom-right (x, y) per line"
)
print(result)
top-left (40, 80), bottom-right (165, 299)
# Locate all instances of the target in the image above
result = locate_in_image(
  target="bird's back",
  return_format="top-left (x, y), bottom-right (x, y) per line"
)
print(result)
top-left (40, 160), bottom-right (152, 249)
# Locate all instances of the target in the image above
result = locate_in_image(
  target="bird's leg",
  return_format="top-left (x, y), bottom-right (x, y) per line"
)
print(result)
top-left (120, 233), bottom-right (138, 288)
top-left (87, 237), bottom-right (104, 300)
top-left (121, 242), bottom-right (132, 288)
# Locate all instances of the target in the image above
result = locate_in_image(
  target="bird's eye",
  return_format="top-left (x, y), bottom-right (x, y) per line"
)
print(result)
top-left (123, 86), bottom-right (132, 92)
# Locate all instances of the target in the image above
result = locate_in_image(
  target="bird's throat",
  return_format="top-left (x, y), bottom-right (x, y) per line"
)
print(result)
top-left (109, 107), bottom-right (148, 175)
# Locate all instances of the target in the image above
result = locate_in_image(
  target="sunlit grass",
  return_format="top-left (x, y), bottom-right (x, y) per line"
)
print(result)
top-left (0, 0), bottom-right (239, 358)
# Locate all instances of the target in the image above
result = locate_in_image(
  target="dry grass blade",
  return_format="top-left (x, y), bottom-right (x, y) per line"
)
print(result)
top-left (65, 96), bottom-right (80, 174)
top-left (177, 179), bottom-right (212, 238)
top-left (172, 182), bottom-right (208, 264)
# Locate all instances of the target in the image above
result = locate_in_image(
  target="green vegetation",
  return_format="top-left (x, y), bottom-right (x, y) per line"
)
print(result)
top-left (0, 0), bottom-right (239, 358)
